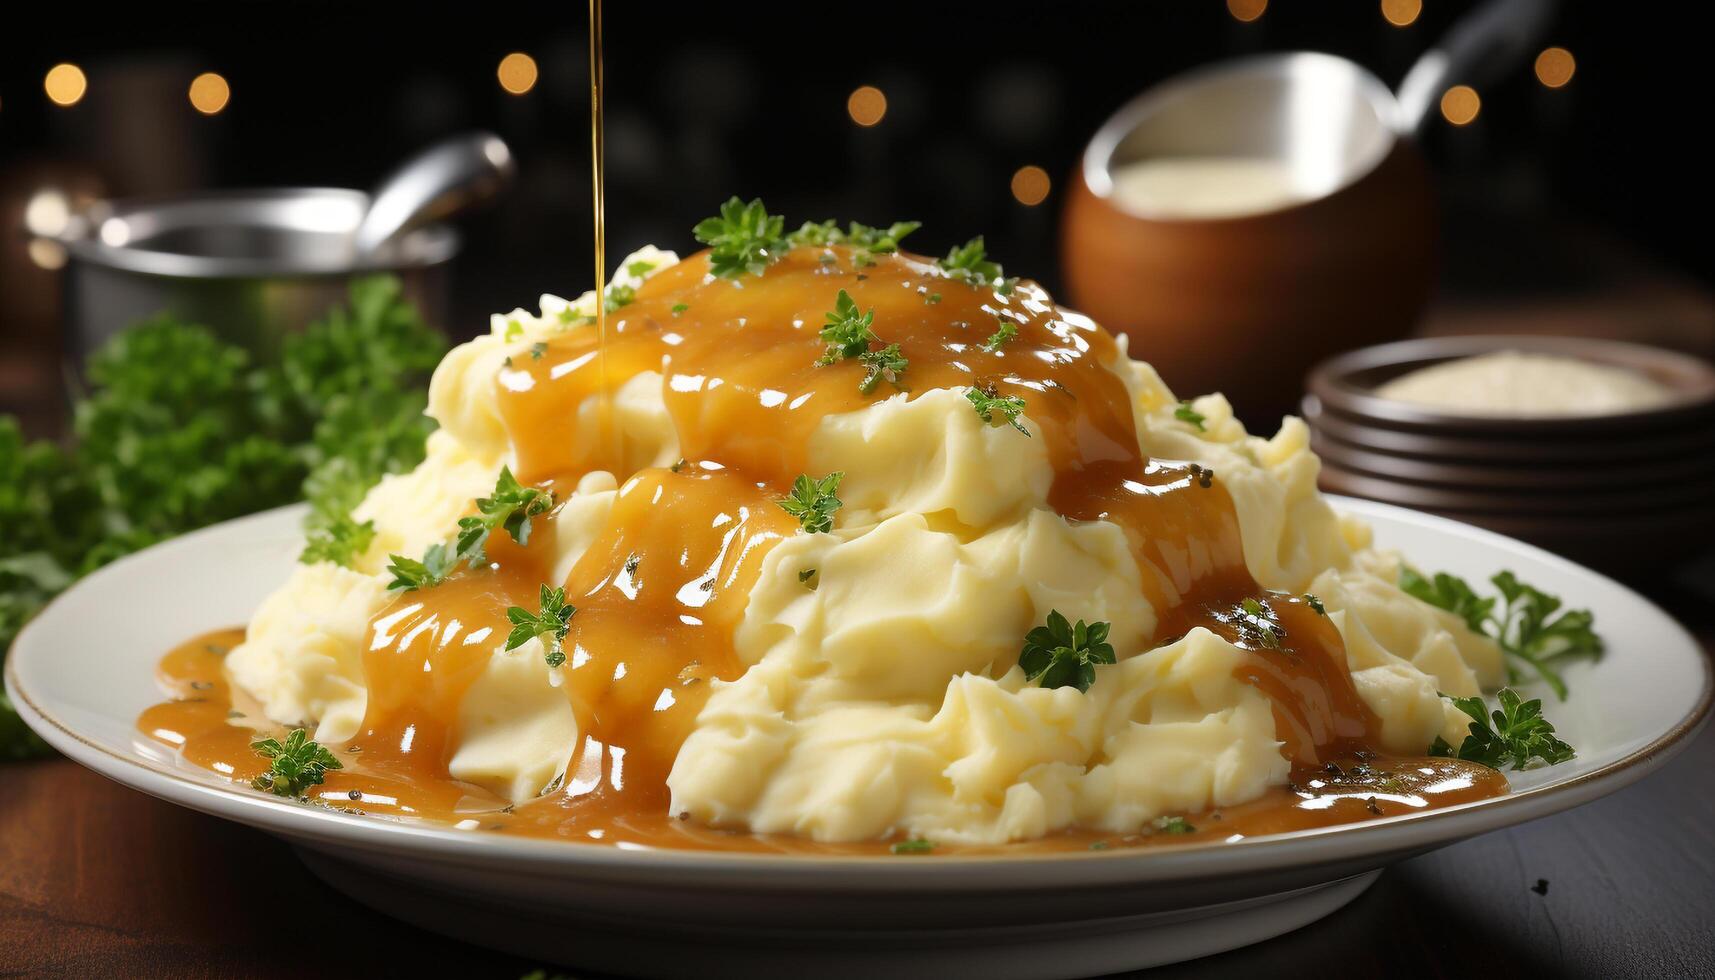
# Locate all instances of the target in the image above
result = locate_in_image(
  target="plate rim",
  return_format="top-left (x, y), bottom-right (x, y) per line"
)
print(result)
top-left (7, 496), bottom-right (1711, 889)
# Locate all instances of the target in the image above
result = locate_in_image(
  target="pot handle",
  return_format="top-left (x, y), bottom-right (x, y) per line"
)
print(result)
top-left (1395, 0), bottom-right (1558, 135)
top-left (352, 132), bottom-right (516, 260)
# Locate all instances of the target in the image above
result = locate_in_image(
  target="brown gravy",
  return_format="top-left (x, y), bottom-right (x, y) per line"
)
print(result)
top-left (138, 244), bottom-right (1508, 852)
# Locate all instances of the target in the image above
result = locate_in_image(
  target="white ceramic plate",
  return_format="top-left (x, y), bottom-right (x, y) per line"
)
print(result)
top-left (8, 498), bottom-right (1709, 979)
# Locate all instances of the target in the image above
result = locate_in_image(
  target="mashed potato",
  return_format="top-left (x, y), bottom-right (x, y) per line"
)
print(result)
top-left (227, 245), bottom-right (1504, 845)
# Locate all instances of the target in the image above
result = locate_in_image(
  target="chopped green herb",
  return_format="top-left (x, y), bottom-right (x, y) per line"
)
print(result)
top-left (385, 543), bottom-right (456, 592)
top-left (1235, 596), bottom-right (1284, 650)
top-left (858, 343), bottom-right (909, 395)
top-left (693, 197), bottom-right (787, 279)
top-left (965, 386), bottom-right (1029, 435)
top-left (530, 342), bottom-right (548, 360)
top-left (798, 567), bottom-right (818, 586)
top-left (1151, 815), bottom-right (1196, 834)
top-left (454, 467), bottom-right (555, 565)
top-left (504, 319), bottom-right (524, 341)
top-left (1174, 400), bottom-right (1207, 432)
top-left (604, 283), bottom-right (637, 313)
top-left (1304, 593), bottom-right (1326, 615)
top-left (982, 320), bottom-right (1019, 352)
top-left (506, 583), bottom-right (577, 668)
top-left (938, 236), bottom-right (1015, 294)
top-left (1088, 840), bottom-right (1111, 851)
top-left (298, 514), bottom-right (376, 568)
top-left (626, 260), bottom-right (657, 278)
top-left (1429, 688), bottom-right (1574, 769)
top-left (778, 472), bottom-right (844, 534)
top-left (671, 303), bottom-right (689, 317)
top-left (787, 219), bottom-right (921, 255)
top-left (1020, 610), bottom-right (1115, 693)
top-left (251, 728), bottom-right (343, 797)
top-left (890, 838), bottom-right (935, 854)
top-left (927, 292), bottom-right (942, 305)
top-left (818, 289), bottom-right (879, 364)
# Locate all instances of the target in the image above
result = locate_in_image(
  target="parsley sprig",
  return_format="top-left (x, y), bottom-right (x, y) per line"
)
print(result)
top-left (788, 219), bottom-right (921, 256)
top-left (299, 513), bottom-right (376, 568)
top-left (506, 584), bottom-right (577, 668)
top-left (1020, 610), bottom-right (1115, 693)
top-left (251, 728), bottom-right (343, 797)
top-left (385, 469), bottom-right (554, 592)
top-left (455, 467), bottom-right (554, 564)
top-left (966, 386), bottom-right (1029, 435)
top-left (938, 236), bottom-right (1016, 294)
top-left (818, 290), bottom-right (908, 394)
top-left (1400, 568), bottom-right (1601, 699)
top-left (818, 290), bottom-right (879, 364)
top-left (982, 321), bottom-right (1019, 352)
top-left (385, 542), bottom-right (456, 591)
top-left (779, 472), bottom-right (844, 534)
top-left (1430, 688), bottom-right (1574, 769)
top-left (694, 197), bottom-right (787, 279)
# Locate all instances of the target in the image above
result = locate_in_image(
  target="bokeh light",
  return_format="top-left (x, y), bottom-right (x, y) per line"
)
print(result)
top-left (1440, 85), bottom-right (1481, 126)
top-left (1010, 166), bottom-right (1051, 206)
top-left (188, 72), bottom-right (231, 115)
top-left (44, 64), bottom-right (88, 107)
top-left (1226, 0), bottom-right (1266, 22)
top-left (1380, 0), bottom-right (1421, 27)
top-left (28, 239), bottom-right (68, 270)
top-left (846, 86), bottom-right (887, 127)
top-left (497, 52), bottom-right (539, 95)
top-left (1535, 47), bottom-right (1576, 88)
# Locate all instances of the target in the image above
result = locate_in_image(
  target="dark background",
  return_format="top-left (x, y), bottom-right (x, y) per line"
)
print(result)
top-left (2, 0), bottom-right (1710, 420)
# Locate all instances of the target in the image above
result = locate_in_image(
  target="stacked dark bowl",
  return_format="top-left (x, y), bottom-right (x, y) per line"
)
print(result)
top-left (1303, 336), bottom-right (1715, 577)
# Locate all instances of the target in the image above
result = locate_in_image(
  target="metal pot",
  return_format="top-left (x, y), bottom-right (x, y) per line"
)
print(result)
top-left (55, 132), bottom-right (515, 362)
top-left (59, 188), bottom-right (456, 362)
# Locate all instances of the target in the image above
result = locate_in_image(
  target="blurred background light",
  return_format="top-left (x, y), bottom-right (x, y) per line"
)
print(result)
top-left (846, 85), bottom-right (887, 127)
top-left (1440, 85), bottom-right (1481, 125)
top-left (1010, 165), bottom-right (1051, 206)
top-left (23, 190), bottom-right (72, 238)
top-left (1535, 47), bottom-right (1576, 88)
top-left (27, 239), bottom-right (68, 270)
top-left (1226, 0), bottom-right (1266, 23)
top-left (44, 63), bottom-right (88, 107)
top-left (497, 52), bottom-right (538, 95)
top-left (1380, 0), bottom-right (1421, 28)
top-left (188, 72), bottom-right (231, 115)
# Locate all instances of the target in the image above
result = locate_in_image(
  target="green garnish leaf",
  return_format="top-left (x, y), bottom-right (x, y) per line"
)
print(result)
top-left (1174, 400), bottom-right (1207, 432)
top-left (1151, 815), bottom-right (1196, 834)
top-left (1020, 610), bottom-right (1115, 693)
top-left (604, 283), bottom-right (637, 313)
top-left (982, 321), bottom-right (1019, 352)
top-left (530, 342), bottom-right (548, 360)
top-left (818, 289), bottom-right (879, 364)
top-left (938, 236), bottom-right (1015, 294)
top-left (1304, 593), bottom-right (1326, 615)
top-left (965, 386), bottom-right (1029, 435)
top-left (506, 583), bottom-right (577, 667)
top-left (455, 467), bottom-right (555, 565)
top-left (1400, 567), bottom-right (1494, 634)
top-left (693, 197), bottom-right (787, 279)
top-left (298, 514), bottom-right (376, 568)
top-left (1429, 687), bottom-right (1574, 769)
top-left (787, 219), bottom-right (920, 255)
top-left (1400, 567), bottom-right (1600, 700)
top-left (251, 728), bottom-right (343, 797)
top-left (890, 838), bottom-right (935, 854)
top-left (671, 303), bottom-right (689, 317)
top-left (626, 260), bottom-right (657, 278)
top-left (858, 344), bottom-right (909, 395)
top-left (1235, 596), bottom-right (1284, 650)
top-left (385, 543), bottom-right (456, 591)
top-left (778, 472), bottom-right (844, 534)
